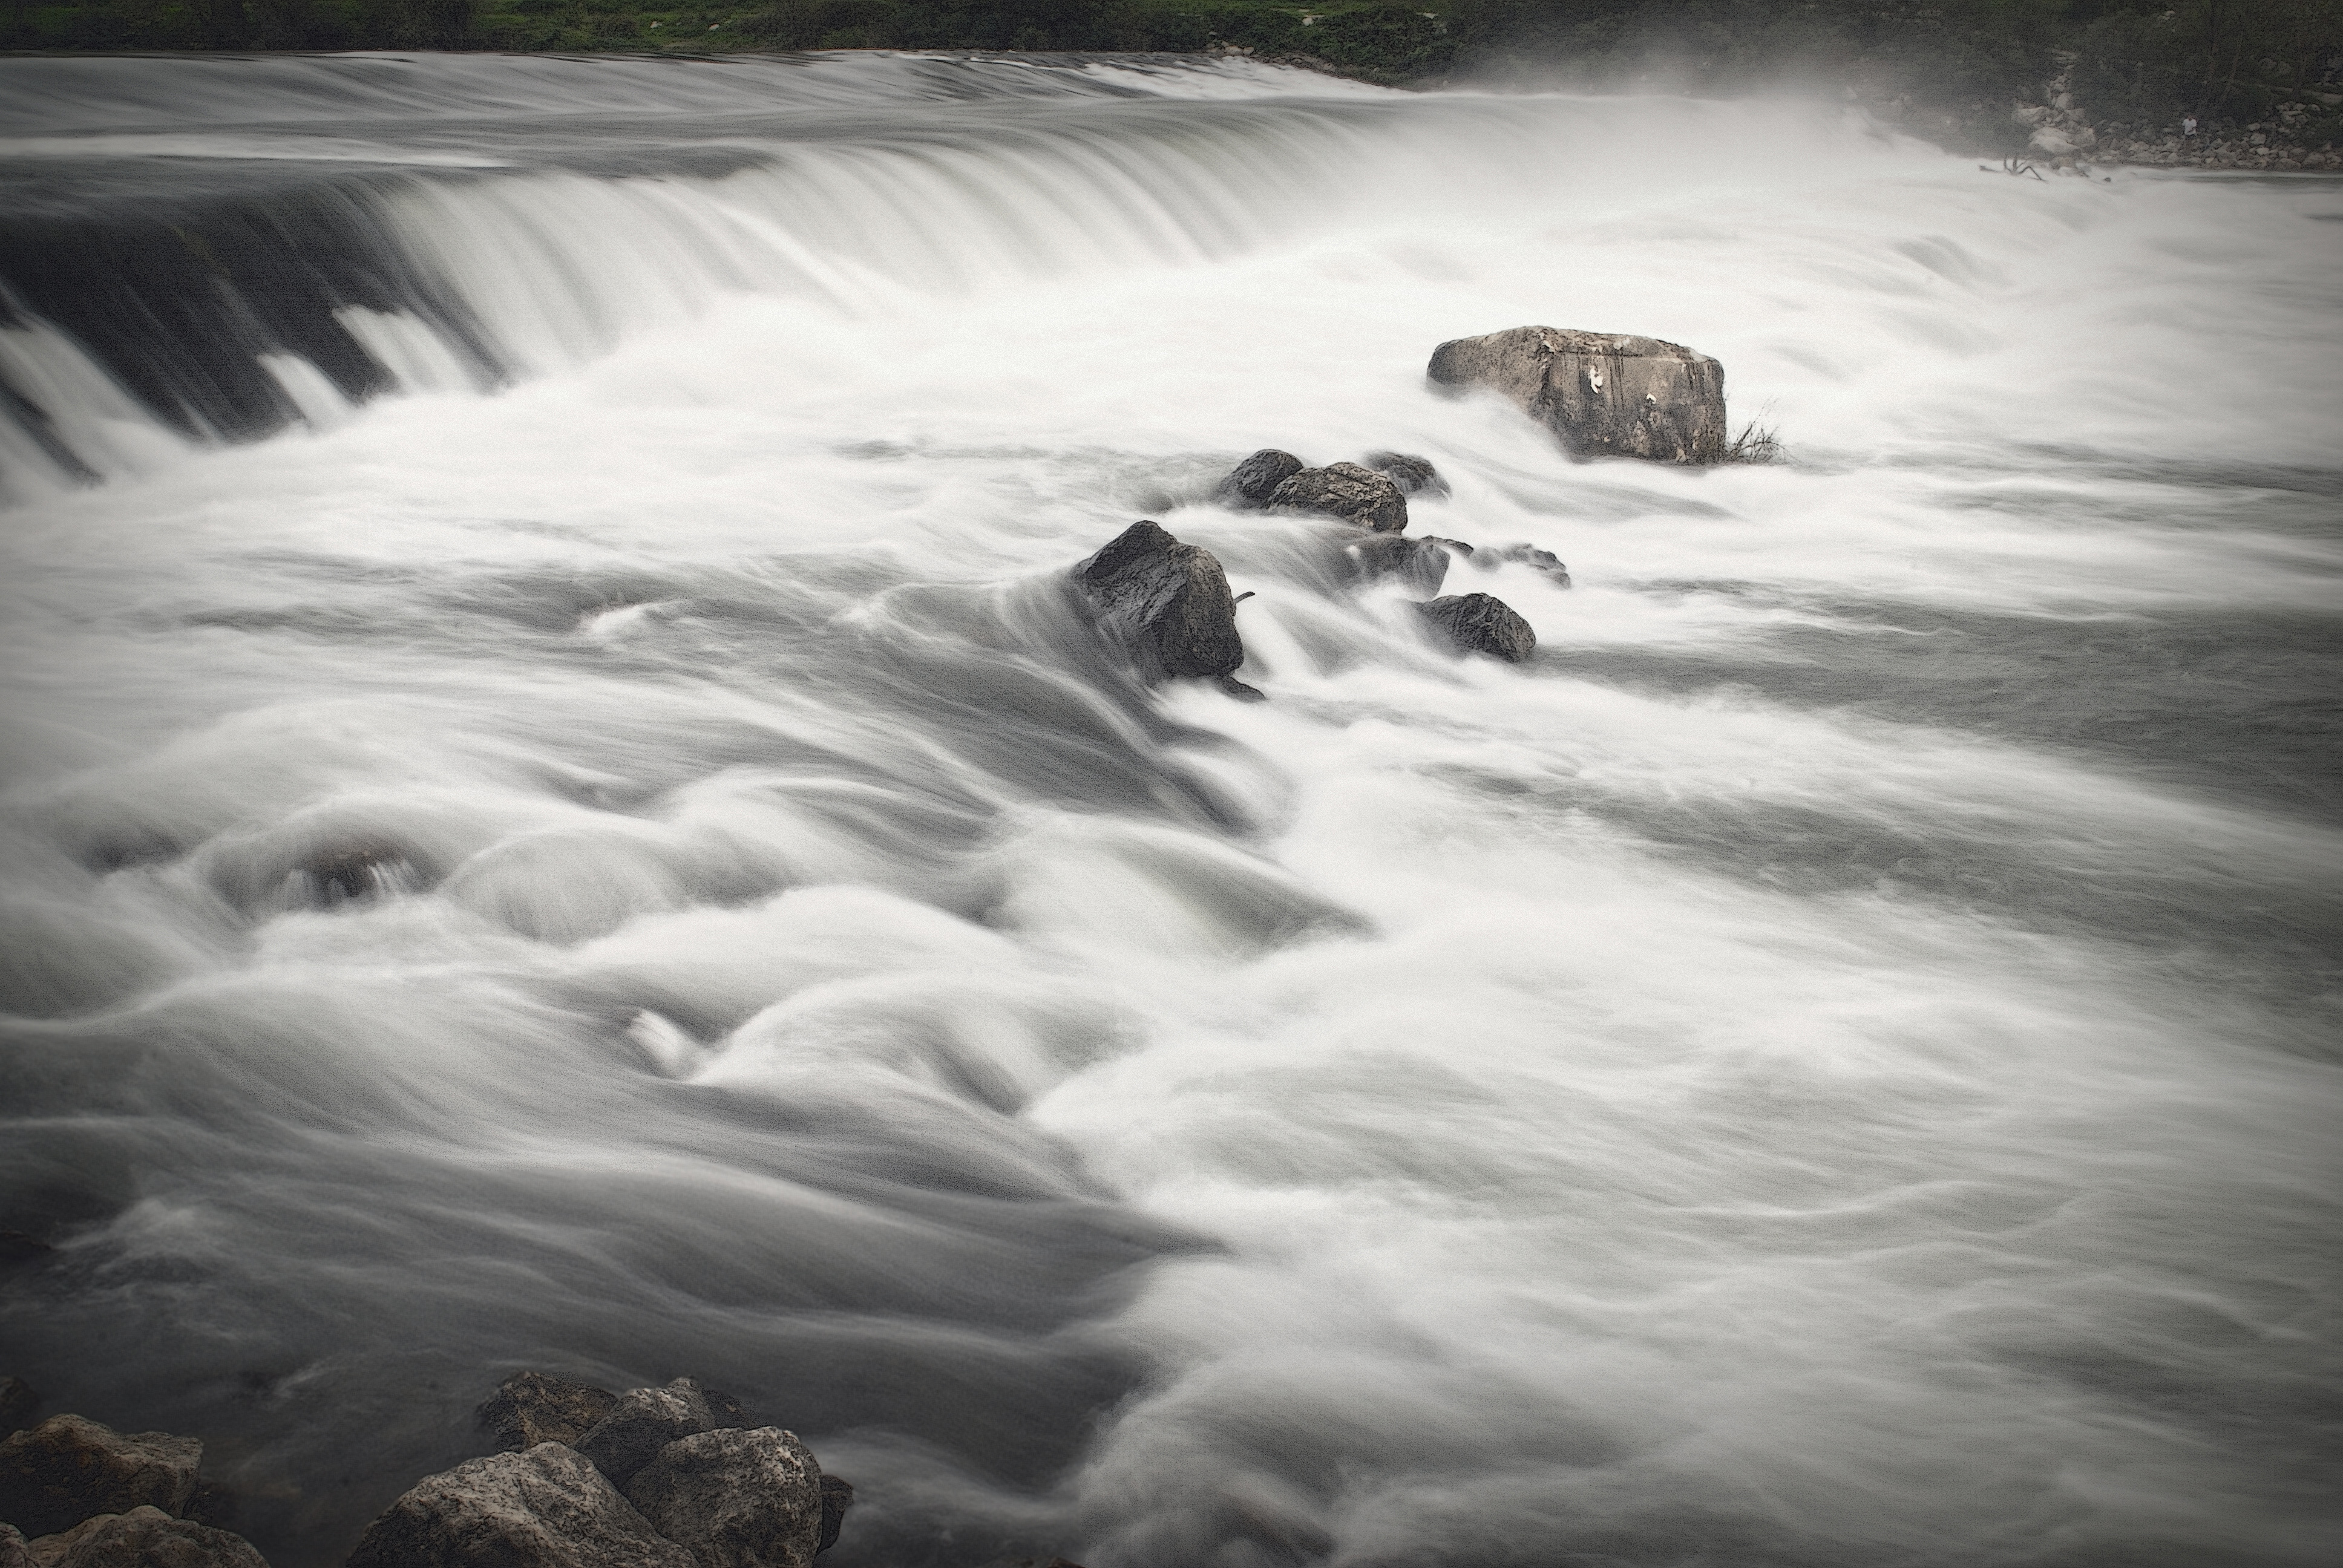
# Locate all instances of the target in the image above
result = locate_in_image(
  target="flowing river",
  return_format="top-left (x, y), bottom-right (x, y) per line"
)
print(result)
top-left (1, 50), bottom-right (2339, 1568)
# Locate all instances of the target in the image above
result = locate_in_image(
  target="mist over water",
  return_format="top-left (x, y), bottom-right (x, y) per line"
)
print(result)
top-left (2, 50), bottom-right (2339, 1568)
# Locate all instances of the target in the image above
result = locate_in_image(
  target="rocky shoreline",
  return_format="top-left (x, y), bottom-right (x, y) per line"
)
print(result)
top-left (1980, 57), bottom-right (2340, 175)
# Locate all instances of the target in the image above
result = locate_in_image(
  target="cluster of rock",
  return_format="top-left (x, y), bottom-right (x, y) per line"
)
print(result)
top-left (0, 1373), bottom-right (854, 1568)
top-left (2013, 60), bottom-right (2341, 171)
top-left (0, 1381), bottom-right (261, 1568)
top-left (349, 1372), bottom-right (848, 1568)
top-left (1070, 325), bottom-right (1755, 693)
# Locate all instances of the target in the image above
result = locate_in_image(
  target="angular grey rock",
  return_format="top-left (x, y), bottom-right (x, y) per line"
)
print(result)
top-left (816, 1475), bottom-right (851, 1555)
top-left (0, 1416), bottom-right (202, 1539)
top-left (1419, 593), bottom-right (1537, 663)
top-left (27, 1506), bottom-right (267, 1568)
top-left (575, 1379), bottom-right (747, 1492)
top-left (1070, 521), bottom-right (1250, 688)
top-left (344, 1444), bottom-right (693, 1568)
top-left (1338, 534), bottom-right (1450, 596)
top-left (1268, 462), bottom-right (1407, 533)
top-left (477, 1374), bottom-right (618, 1454)
top-left (1362, 451), bottom-right (1447, 497)
top-left (1427, 327), bottom-right (1726, 464)
top-left (0, 1382), bottom-right (36, 1440)
top-left (1213, 449), bottom-right (1303, 508)
top-left (624, 1428), bottom-right (823, 1568)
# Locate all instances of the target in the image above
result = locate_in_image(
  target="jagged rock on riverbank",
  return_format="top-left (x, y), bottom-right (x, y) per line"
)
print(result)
top-left (21, 1506), bottom-right (267, 1568)
top-left (480, 1373), bottom-right (619, 1454)
top-left (0, 1409), bottom-right (267, 1568)
top-left (576, 1379), bottom-right (749, 1491)
top-left (1427, 327), bottom-right (1727, 465)
top-left (1072, 520), bottom-right (1259, 697)
top-left (1420, 593), bottom-right (1537, 663)
top-left (347, 1445), bottom-right (694, 1568)
top-left (624, 1428), bottom-right (824, 1568)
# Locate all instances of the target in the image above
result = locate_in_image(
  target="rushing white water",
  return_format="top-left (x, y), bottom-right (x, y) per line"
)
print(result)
top-left (2, 50), bottom-right (2339, 1568)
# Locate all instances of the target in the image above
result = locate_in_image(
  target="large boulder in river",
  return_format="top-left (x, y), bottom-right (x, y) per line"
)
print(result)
top-left (0, 1416), bottom-right (202, 1539)
top-left (1213, 449), bottom-right (1303, 508)
top-left (623, 1428), bottom-right (824, 1568)
top-left (24, 1506), bottom-right (267, 1568)
top-left (479, 1374), bottom-right (618, 1454)
top-left (1419, 593), bottom-right (1536, 663)
top-left (1268, 462), bottom-right (1408, 532)
top-left (344, 1444), bottom-right (693, 1568)
top-left (1072, 522), bottom-right (1255, 695)
top-left (575, 1379), bottom-right (747, 1491)
top-left (1427, 327), bottom-right (1726, 464)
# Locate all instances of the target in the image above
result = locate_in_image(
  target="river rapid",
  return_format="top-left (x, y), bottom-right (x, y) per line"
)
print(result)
top-left (1, 50), bottom-right (2339, 1568)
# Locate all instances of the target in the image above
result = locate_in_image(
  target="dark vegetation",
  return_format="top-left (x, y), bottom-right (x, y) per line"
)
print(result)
top-left (4, 1), bottom-right (2340, 145)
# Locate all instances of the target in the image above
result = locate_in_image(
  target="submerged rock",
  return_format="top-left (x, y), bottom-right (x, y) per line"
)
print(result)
top-left (1268, 462), bottom-right (1408, 532)
top-left (1212, 448), bottom-right (1303, 508)
top-left (623, 1428), bottom-right (824, 1568)
top-left (0, 1416), bottom-right (201, 1540)
top-left (1427, 326), bottom-right (1726, 464)
top-left (479, 1374), bottom-right (619, 1455)
top-left (1473, 542), bottom-right (1572, 588)
top-left (25, 1506), bottom-right (267, 1568)
top-left (816, 1476), bottom-right (852, 1555)
top-left (1362, 451), bottom-right (1447, 497)
top-left (344, 1445), bottom-right (693, 1568)
top-left (1419, 593), bottom-right (1536, 663)
top-left (575, 1380), bottom-right (747, 1491)
top-left (1338, 534), bottom-right (1450, 596)
top-left (1070, 521), bottom-right (1250, 690)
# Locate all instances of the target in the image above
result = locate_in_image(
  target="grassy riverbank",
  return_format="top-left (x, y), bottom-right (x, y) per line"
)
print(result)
top-left (6, 1), bottom-right (2341, 152)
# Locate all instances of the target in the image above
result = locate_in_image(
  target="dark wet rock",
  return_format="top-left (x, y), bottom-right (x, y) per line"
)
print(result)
top-left (25, 1506), bottom-right (267, 1568)
top-left (1212, 449), bottom-right (1303, 509)
top-left (295, 838), bottom-right (413, 905)
top-left (1427, 326), bottom-right (1726, 465)
top-left (816, 1475), bottom-right (852, 1556)
top-left (478, 1374), bottom-right (618, 1455)
top-left (344, 1444), bottom-right (692, 1568)
top-left (0, 1415), bottom-right (202, 1539)
top-left (1338, 534), bottom-right (1451, 596)
top-left (1070, 521), bottom-right (1249, 688)
top-left (1267, 462), bottom-right (1407, 533)
top-left (1362, 451), bottom-right (1447, 497)
top-left (1, 1523), bottom-right (27, 1568)
top-left (623, 1428), bottom-right (823, 1568)
top-left (1473, 543), bottom-right (1572, 588)
top-left (575, 1379), bottom-right (746, 1491)
top-left (0, 1382), bottom-right (37, 1440)
top-left (1419, 594), bottom-right (1537, 663)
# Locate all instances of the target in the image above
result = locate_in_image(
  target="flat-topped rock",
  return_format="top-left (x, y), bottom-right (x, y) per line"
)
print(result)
top-left (1428, 327), bottom-right (1726, 464)
top-left (0, 1416), bottom-right (202, 1540)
